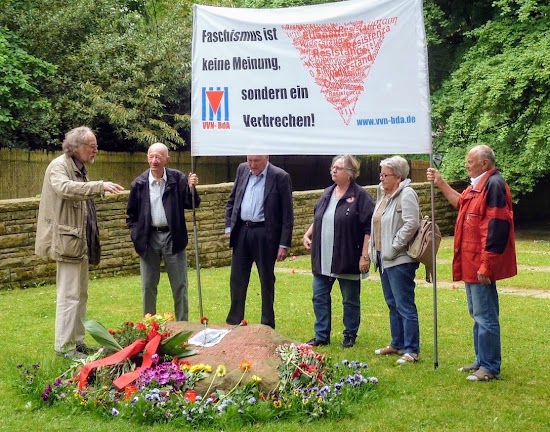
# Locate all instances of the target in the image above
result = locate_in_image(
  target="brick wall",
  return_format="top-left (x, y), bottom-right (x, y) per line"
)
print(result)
top-left (0, 182), bottom-right (460, 290)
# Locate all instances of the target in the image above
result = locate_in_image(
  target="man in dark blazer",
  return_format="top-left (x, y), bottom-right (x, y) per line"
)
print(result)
top-left (225, 155), bottom-right (294, 329)
top-left (127, 142), bottom-right (200, 321)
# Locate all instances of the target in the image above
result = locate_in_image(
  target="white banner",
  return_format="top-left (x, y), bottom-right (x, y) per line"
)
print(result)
top-left (191, 0), bottom-right (431, 156)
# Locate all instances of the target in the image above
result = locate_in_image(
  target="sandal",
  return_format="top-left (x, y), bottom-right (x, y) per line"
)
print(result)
top-left (466, 368), bottom-right (500, 382)
top-left (374, 345), bottom-right (404, 356)
top-left (458, 362), bottom-right (479, 373)
top-left (396, 353), bottom-right (418, 364)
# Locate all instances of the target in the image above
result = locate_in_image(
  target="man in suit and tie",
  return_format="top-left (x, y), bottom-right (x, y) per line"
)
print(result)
top-left (225, 155), bottom-right (294, 329)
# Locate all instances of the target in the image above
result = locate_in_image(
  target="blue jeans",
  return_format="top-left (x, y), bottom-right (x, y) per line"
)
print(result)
top-left (465, 282), bottom-right (501, 374)
top-left (379, 257), bottom-right (420, 354)
top-left (312, 274), bottom-right (361, 342)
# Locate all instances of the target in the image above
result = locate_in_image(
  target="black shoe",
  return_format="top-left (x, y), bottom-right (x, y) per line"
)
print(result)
top-left (76, 343), bottom-right (97, 355)
top-left (306, 337), bottom-right (329, 347)
top-left (226, 320), bottom-right (241, 326)
top-left (341, 336), bottom-right (355, 348)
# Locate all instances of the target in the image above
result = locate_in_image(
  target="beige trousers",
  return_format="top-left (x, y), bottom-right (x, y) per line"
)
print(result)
top-left (54, 260), bottom-right (88, 353)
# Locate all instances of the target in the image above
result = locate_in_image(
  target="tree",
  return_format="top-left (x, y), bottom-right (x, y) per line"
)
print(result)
top-left (2, 0), bottom-right (549, 201)
top-left (0, 27), bottom-right (58, 148)
top-left (49, 2), bottom-right (192, 150)
top-left (423, 0), bottom-right (495, 91)
top-left (430, 0), bottom-right (550, 199)
top-left (0, 0), bottom-right (194, 150)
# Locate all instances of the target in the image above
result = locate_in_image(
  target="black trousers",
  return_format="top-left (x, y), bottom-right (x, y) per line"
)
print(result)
top-left (226, 225), bottom-right (278, 328)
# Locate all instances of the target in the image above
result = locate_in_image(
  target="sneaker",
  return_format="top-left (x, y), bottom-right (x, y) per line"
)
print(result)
top-left (458, 362), bottom-right (479, 373)
top-left (55, 350), bottom-right (88, 360)
top-left (306, 337), bottom-right (329, 347)
top-left (466, 368), bottom-right (500, 381)
top-left (375, 345), bottom-right (404, 356)
top-left (341, 336), bottom-right (355, 348)
top-left (76, 343), bottom-right (97, 355)
top-left (396, 353), bottom-right (418, 364)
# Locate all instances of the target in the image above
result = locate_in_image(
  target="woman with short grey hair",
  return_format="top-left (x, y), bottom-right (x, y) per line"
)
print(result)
top-left (336, 154), bottom-right (361, 180)
top-left (303, 155), bottom-right (375, 348)
top-left (369, 155), bottom-right (421, 364)
top-left (380, 155), bottom-right (410, 180)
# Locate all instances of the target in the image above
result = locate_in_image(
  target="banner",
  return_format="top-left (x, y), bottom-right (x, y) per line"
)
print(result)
top-left (191, 0), bottom-right (431, 156)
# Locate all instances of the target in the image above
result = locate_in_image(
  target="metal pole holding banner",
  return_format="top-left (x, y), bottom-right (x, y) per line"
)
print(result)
top-left (190, 156), bottom-right (204, 319)
top-left (429, 152), bottom-right (439, 369)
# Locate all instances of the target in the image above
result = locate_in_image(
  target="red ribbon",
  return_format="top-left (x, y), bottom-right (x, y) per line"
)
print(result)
top-left (113, 332), bottom-right (161, 390)
top-left (77, 330), bottom-right (161, 390)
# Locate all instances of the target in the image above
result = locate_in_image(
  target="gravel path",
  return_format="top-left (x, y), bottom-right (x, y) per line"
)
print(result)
top-left (275, 267), bottom-right (550, 299)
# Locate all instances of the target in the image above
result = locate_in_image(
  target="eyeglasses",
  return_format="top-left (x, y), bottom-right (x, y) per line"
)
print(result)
top-left (330, 166), bottom-right (346, 172)
top-left (379, 173), bottom-right (396, 179)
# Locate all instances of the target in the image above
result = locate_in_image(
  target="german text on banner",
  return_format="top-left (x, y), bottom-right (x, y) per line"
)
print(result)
top-left (191, 0), bottom-right (431, 156)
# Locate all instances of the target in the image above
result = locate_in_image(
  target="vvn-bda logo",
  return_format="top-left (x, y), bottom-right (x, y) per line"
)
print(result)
top-left (201, 86), bottom-right (231, 130)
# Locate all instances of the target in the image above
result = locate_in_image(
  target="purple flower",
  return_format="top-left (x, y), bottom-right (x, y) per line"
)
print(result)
top-left (111, 408), bottom-right (119, 416)
top-left (41, 384), bottom-right (52, 400)
top-left (136, 362), bottom-right (187, 389)
top-left (319, 385), bottom-right (331, 394)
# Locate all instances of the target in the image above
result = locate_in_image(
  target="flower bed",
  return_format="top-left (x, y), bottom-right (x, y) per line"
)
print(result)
top-left (18, 314), bottom-right (379, 427)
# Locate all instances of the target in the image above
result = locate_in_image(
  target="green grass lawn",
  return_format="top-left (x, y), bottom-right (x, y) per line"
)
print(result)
top-left (0, 232), bottom-right (549, 431)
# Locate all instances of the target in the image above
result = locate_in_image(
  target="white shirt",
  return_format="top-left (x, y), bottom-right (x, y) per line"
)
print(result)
top-left (149, 169), bottom-right (168, 227)
top-left (470, 170), bottom-right (489, 188)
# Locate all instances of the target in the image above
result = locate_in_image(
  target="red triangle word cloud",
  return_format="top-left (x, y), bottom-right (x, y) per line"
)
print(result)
top-left (206, 90), bottom-right (225, 114)
top-left (283, 19), bottom-right (397, 125)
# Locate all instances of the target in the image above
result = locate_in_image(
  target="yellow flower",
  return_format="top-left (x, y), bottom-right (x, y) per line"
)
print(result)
top-left (189, 364), bottom-right (202, 373)
top-left (163, 312), bottom-right (175, 322)
top-left (240, 360), bottom-right (252, 372)
top-left (216, 365), bottom-right (227, 377)
top-left (189, 363), bottom-right (212, 373)
top-left (251, 375), bottom-right (262, 383)
top-left (273, 399), bottom-right (282, 409)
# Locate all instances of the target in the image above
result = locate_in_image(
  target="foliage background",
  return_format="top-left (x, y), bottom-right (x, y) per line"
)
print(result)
top-left (1, 0), bottom-right (548, 196)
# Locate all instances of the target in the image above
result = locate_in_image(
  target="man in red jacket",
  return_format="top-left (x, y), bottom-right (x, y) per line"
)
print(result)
top-left (427, 144), bottom-right (517, 381)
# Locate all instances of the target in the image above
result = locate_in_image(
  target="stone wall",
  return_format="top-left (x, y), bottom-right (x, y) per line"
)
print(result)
top-left (0, 182), bottom-right (460, 290)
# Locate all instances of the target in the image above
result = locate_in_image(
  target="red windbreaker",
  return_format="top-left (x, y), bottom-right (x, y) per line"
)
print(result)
top-left (453, 168), bottom-right (517, 283)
